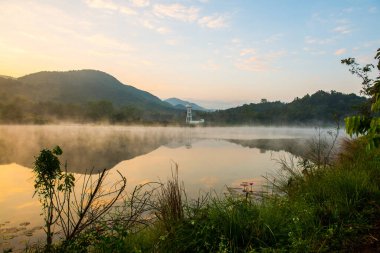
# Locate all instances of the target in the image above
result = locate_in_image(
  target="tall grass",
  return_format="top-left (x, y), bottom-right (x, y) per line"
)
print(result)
top-left (147, 139), bottom-right (380, 253)
top-left (155, 164), bottom-right (184, 231)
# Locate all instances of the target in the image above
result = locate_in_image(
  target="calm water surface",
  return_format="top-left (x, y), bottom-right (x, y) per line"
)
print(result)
top-left (0, 125), bottom-right (323, 251)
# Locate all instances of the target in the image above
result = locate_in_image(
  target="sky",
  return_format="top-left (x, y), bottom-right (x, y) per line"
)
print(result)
top-left (0, 0), bottom-right (379, 109)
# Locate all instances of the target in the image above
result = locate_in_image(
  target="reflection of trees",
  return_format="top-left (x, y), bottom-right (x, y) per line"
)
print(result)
top-left (0, 126), bottom-right (313, 175)
top-left (0, 126), bottom-right (186, 173)
top-left (226, 138), bottom-right (308, 157)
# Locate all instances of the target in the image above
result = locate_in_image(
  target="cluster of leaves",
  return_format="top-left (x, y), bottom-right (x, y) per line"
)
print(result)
top-left (33, 146), bottom-right (75, 249)
top-left (342, 48), bottom-right (380, 149)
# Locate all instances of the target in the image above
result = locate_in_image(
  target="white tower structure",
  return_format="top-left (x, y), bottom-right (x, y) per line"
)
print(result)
top-left (186, 105), bottom-right (192, 124)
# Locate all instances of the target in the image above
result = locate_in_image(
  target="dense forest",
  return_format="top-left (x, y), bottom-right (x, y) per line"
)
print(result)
top-left (0, 90), bottom-right (367, 125)
top-left (200, 90), bottom-right (367, 125)
top-left (0, 70), bottom-right (367, 125)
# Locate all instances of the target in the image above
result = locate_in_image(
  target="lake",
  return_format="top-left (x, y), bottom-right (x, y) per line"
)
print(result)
top-left (0, 125), bottom-right (333, 251)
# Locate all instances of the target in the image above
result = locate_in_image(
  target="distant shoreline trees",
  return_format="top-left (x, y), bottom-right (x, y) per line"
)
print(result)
top-left (0, 90), bottom-right (367, 126)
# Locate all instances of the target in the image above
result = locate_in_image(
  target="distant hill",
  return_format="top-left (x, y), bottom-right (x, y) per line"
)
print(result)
top-left (199, 90), bottom-right (367, 125)
top-left (0, 70), bottom-right (183, 123)
top-left (0, 75), bottom-right (15, 79)
top-left (165, 97), bottom-right (208, 111)
top-left (0, 70), bottom-right (369, 125)
top-left (9, 70), bottom-right (172, 110)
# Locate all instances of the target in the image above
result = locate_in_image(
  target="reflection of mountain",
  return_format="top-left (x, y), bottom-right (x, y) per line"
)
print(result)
top-left (226, 138), bottom-right (308, 157)
top-left (0, 126), bottom-right (312, 174)
top-left (164, 140), bottom-right (189, 149)
top-left (165, 98), bottom-right (208, 111)
top-left (0, 126), bottom-right (184, 173)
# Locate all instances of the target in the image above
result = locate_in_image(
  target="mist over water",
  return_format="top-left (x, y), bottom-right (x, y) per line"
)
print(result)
top-left (0, 124), bottom-right (344, 251)
top-left (0, 125), bottom-right (188, 173)
top-left (0, 125), bottom-right (323, 172)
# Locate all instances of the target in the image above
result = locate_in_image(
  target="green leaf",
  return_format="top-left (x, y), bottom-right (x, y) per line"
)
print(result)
top-left (53, 146), bottom-right (63, 155)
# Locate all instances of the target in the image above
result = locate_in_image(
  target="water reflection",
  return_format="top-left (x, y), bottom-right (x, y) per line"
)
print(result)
top-left (0, 125), bottom-right (325, 251)
top-left (0, 125), bottom-right (315, 173)
top-left (227, 138), bottom-right (308, 157)
top-left (0, 125), bottom-right (188, 173)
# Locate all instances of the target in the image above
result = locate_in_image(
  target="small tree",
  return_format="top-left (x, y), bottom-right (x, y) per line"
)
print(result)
top-left (33, 146), bottom-right (75, 250)
top-left (342, 48), bottom-right (380, 149)
top-left (33, 146), bottom-right (128, 250)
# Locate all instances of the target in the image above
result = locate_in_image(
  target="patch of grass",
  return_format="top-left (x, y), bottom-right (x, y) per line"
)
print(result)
top-left (149, 142), bottom-right (380, 252)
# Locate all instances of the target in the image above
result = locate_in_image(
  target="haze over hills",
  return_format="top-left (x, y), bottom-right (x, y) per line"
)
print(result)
top-left (0, 69), bottom-right (368, 125)
top-left (165, 97), bottom-right (209, 111)
top-left (6, 70), bottom-right (173, 111)
top-left (0, 69), bottom-right (186, 123)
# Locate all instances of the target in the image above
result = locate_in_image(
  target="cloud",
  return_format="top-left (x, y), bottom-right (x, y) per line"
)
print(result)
top-left (156, 27), bottom-right (170, 34)
top-left (264, 33), bottom-right (283, 43)
top-left (153, 3), bottom-right (199, 22)
top-left (333, 26), bottom-right (351, 35)
top-left (120, 6), bottom-right (137, 15)
top-left (369, 6), bottom-right (378, 13)
top-left (141, 19), bottom-right (171, 34)
top-left (130, 0), bottom-right (150, 8)
top-left (202, 59), bottom-right (220, 71)
top-left (342, 7), bottom-right (353, 13)
top-left (231, 38), bottom-right (241, 45)
top-left (86, 34), bottom-right (134, 55)
top-left (267, 50), bottom-right (287, 59)
top-left (311, 12), bottom-right (328, 24)
top-left (334, 48), bottom-right (346, 56)
top-left (85, 0), bottom-right (138, 15)
top-left (236, 56), bottom-right (267, 72)
top-left (85, 0), bottom-right (118, 11)
top-left (198, 15), bottom-right (227, 29)
top-left (165, 38), bottom-right (180, 46)
top-left (303, 47), bottom-right (326, 55)
top-left (305, 36), bottom-right (334, 45)
top-left (240, 48), bottom-right (256, 56)
top-left (236, 50), bottom-right (286, 72)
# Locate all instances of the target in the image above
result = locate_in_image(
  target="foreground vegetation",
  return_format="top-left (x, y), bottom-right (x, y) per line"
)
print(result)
top-left (21, 138), bottom-right (379, 253)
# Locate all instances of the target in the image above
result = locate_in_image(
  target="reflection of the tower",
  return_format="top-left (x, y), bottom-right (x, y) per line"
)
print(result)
top-left (185, 126), bottom-right (192, 149)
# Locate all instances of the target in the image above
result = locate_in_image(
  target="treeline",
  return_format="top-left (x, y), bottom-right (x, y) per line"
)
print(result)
top-left (199, 90), bottom-right (367, 125)
top-left (0, 95), bottom-right (183, 124)
top-left (0, 90), bottom-right (367, 125)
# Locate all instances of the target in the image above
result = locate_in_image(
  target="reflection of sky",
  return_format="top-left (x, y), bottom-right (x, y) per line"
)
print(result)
top-left (0, 164), bottom-right (44, 252)
top-left (0, 125), bottom-right (336, 250)
top-left (91, 139), bottom-right (285, 197)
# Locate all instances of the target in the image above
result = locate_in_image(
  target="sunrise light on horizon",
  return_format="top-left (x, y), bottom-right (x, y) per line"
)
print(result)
top-left (0, 0), bottom-right (379, 109)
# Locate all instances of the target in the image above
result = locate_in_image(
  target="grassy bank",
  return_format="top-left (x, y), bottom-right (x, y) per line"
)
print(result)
top-left (22, 139), bottom-right (375, 253)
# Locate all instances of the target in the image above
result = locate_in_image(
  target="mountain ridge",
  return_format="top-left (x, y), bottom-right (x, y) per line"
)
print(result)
top-left (1, 69), bottom-right (174, 111)
top-left (0, 69), bottom-right (368, 125)
top-left (165, 97), bottom-right (209, 111)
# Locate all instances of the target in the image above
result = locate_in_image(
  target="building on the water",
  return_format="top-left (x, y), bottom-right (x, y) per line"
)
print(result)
top-left (186, 105), bottom-right (205, 124)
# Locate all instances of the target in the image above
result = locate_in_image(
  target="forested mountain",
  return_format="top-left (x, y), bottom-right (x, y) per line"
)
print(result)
top-left (3, 70), bottom-right (171, 109)
top-left (199, 90), bottom-right (367, 125)
top-left (0, 70), bottom-right (182, 123)
top-left (165, 97), bottom-right (208, 111)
